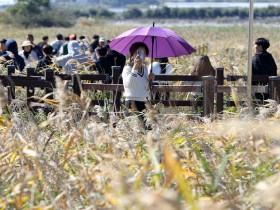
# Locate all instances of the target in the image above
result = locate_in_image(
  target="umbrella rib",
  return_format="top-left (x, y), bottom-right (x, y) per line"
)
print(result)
top-left (165, 38), bottom-right (177, 57)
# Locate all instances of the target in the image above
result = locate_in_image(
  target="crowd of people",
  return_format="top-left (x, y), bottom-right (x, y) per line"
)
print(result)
top-left (0, 34), bottom-right (278, 129)
top-left (0, 33), bottom-right (127, 80)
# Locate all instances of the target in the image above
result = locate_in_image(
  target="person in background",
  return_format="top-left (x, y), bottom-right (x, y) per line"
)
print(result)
top-left (50, 33), bottom-right (64, 56)
top-left (252, 37), bottom-right (277, 101)
top-left (59, 36), bottom-right (70, 56)
top-left (69, 34), bottom-right (77, 41)
top-left (149, 57), bottom-right (173, 101)
top-left (19, 40), bottom-right (39, 66)
top-left (79, 35), bottom-right (90, 53)
top-left (93, 37), bottom-right (106, 61)
top-left (26, 34), bottom-right (44, 59)
top-left (186, 55), bottom-right (215, 102)
top-left (0, 39), bottom-right (7, 56)
top-left (122, 42), bottom-right (155, 130)
top-left (90, 34), bottom-right (99, 53)
top-left (36, 45), bottom-right (53, 72)
top-left (107, 49), bottom-right (126, 84)
top-left (0, 39), bottom-right (25, 71)
top-left (37, 36), bottom-right (49, 49)
top-left (106, 45), bottom-right (126, 72)
top-left (94, 46), bottom-right (112, 82)
top-left (55, 40), bottom-right (89, 73)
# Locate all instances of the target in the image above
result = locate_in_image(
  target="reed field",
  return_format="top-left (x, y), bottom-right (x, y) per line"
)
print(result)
top-left (1, 19), bottom-right (280, 209)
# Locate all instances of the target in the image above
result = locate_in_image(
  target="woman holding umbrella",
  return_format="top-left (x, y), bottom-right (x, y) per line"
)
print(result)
top-left (122, 42), bottom-right (155, 130)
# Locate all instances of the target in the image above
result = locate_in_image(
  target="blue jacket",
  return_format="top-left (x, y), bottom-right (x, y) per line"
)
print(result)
top-left (2, 39), bottom-right (25, 71)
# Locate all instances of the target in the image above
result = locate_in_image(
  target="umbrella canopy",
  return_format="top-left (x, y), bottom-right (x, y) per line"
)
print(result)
top-left (109, 26), bottom-right (196, 58)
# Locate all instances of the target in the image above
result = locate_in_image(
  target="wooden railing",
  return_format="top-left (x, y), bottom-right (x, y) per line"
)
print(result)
top-left (1, 65), bottom-right (280, 117)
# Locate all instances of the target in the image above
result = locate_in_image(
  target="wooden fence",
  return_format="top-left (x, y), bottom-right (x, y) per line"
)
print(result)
top-left (1, 65), bottom-right (280, 117)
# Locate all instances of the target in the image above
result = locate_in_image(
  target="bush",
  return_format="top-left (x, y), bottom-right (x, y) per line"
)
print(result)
top-left (141, 6), bottom-right (280, 20)
top-left (123, 8), bottom-right (143, 19)
top-left (97, 8), bottom-right (114, 18)
top-left (3, 0), bottom-right (75, 28)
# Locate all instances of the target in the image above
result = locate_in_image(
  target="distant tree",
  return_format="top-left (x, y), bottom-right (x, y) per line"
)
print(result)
top-left (6, 0), bottom-right (75, 28)
top-left (97, 8), bottom-right (114, 18)
top-left (102, 0), bottom-right (160, 7)
top-left (123, 8), bottom-right (143, 19)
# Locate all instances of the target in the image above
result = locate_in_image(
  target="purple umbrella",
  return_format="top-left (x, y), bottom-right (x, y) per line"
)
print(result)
top-left (109, 26), bottom-right (196, 59)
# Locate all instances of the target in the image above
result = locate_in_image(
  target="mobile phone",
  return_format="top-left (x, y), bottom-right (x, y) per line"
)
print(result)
top-left (137, 49), bottom-right (145, 62)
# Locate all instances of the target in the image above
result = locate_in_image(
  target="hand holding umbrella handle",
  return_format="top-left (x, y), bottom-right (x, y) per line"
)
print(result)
top-left (148, 73), bottom-right (155, 81)
top-left (149, 73), bottom-right (155, 90)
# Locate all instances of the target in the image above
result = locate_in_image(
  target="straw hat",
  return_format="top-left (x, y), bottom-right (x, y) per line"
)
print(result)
top-left (21, 40), bottom-right (34, 47)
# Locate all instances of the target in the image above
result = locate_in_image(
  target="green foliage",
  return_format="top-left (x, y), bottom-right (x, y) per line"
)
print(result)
top-left (96, 8), bottom-right (115, 18)
top-left (4, 0), bottom-right (74, 28)
top-left (101, 0), bottom-right (160, 7)
top-left (4, 0), bottom-right (280, 27)
top-left (122, 8), bottom-right (143, 19)
top-left (144, 6), bottom-right (280, 19)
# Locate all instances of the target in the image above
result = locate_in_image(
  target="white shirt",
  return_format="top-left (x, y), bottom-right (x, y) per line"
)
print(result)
top-left (122, 64), bottom-right (150, 102)
top-left (149, 61), bottom-right (173, 84)
top-left (18, 50), bottom-right (38, 66)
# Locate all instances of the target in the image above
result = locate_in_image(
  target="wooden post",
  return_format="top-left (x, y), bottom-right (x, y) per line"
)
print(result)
top-left (26, 67), bottom-right (35, 103)
top-left (7, 65), bottom-right (15, 75)
top-left (269, 76), bottom-right (280, 103)
top-left (216, 67), bottom-right (224, 114)
top-left (7, 65), bottom-right (16, 103)
top-left (72, 74), bottom-right (81, 97)
top-left (203, 75), bottom-right (215, 117)
top-left (44, 68), bottom-right (54, 99)
top-left (112, 66), bottom-right (122, 114)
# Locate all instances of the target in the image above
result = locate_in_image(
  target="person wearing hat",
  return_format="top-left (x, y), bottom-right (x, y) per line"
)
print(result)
top-left (69, 34), bottom-right (77, 41)
top-left (122, 42), bottom-right (155, 130)
top-left (26, 34), bottom-right (44, 59)
top-left (93, 37), bottom-right (106, 61)
top-left (19, 40), bottom-right (39, 66)
top-left (0, 39), bottom-right (7, 56)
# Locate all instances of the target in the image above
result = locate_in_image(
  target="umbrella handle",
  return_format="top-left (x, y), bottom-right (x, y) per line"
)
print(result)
top-left (150, 36), bottom-right (155, 73)
top-left (149, 81), bottom-right (154, 91)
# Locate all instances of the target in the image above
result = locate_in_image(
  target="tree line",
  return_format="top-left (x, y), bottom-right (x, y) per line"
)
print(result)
top-left (1, 0), bottom-right (279, 28)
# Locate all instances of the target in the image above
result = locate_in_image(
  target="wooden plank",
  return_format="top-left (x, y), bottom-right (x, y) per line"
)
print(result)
top-left (153, 85), bottom-right (202, 92)
top-left (227, 75), bottom-right (269, 82)
top-left (83, 84), bottom-right (124, 91)
top-left (154, 75), bottom-right (202, 81)
top-left (9, 80), bottom-right (53, 88)
top-left (0, 75), bottom-right (44, 81)
top-left (82, 84), bottom-right (202, 92)
top-left (217, 85), bottom-right (267, 93)
top-left (153, 100), bottom-right (203, 107)
top-left (56, 74), bottom-right (108, 81)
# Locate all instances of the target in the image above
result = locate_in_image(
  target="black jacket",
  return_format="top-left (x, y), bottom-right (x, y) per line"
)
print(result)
top-left (37, 55), bottom-right (53, 71)
top-left (252, 50), bottom-right (277, 76)
top-left (94, 56), bottom-right (112, 83)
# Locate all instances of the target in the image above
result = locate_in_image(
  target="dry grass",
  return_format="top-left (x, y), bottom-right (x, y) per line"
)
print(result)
top-left (0, 19), bottom-right (280, 209)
